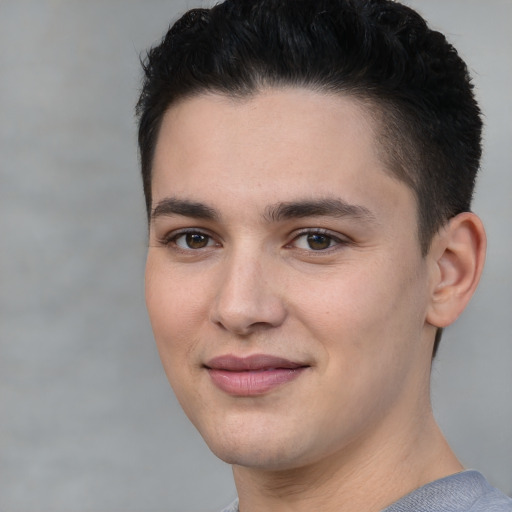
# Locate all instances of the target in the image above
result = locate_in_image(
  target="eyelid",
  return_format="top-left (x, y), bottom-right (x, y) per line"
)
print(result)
top-left (287, 228), bottom-right (351, 250)
top-left (157, 227), bottom-right (221, 249)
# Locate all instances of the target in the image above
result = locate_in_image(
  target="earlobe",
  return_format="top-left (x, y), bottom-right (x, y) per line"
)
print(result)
top-left (426, 212), bottom-right (486, 328)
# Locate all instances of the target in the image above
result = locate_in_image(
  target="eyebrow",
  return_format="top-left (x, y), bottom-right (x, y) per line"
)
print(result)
top-left (151, 197), bottom-right (218, 221)
top-left (151, 196), bottom-right (377, 225)
top-left (264, 198), bottom-right (378, 224)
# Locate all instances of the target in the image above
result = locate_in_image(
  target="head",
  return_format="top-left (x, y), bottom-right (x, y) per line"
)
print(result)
top-left (136, 0), bottom-right (482, 356)
top-left (137, 0), bottom-right (486, 471)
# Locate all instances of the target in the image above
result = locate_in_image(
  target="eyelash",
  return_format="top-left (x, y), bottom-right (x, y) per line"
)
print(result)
top-left (157, 228), bottom-right (350, 252)
top-left (288, 229), bottom-right (349, 252)
top-left (158, 229), bottom-right (219, 251)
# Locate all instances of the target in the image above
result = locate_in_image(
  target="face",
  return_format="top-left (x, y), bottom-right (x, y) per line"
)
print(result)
top-left (145, 88), bottom-right (436, 471)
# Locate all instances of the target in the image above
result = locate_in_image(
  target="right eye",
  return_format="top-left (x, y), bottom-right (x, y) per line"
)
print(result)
top-left (173, 231), bottom-right (216, 250)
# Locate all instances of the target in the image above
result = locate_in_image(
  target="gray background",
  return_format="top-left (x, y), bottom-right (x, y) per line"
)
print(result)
top-left (1, 1), bottom-right (510, 511)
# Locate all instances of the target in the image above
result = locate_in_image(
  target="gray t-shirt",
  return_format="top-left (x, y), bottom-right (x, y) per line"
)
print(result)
top-left (220, 470), bottom-right (512, 512)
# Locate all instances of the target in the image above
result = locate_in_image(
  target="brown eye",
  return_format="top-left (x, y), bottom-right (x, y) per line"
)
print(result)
top-left (186, 233), bottom-right (209, 249)
top-left (291, 231), bottom-right (345, 251)
top-left (174, 232), bottom-right (214, 250)
top-left (306, 233), bottom-right (333, 250)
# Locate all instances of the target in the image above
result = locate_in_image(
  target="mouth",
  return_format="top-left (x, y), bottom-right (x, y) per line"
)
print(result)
top-left (204, 354), bottom-right (310, 396)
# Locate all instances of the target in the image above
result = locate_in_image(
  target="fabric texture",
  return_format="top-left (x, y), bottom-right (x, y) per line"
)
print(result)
top-left (219, 498), bottom-right (239, 512)
top-left (382, 470), bottom-right (512, 512)
top-left (220, 470), bottom-right (512, 512)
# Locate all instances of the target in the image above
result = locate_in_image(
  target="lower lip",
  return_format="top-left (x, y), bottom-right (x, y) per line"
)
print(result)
top-left (207, 367), bottom-right (307, 396)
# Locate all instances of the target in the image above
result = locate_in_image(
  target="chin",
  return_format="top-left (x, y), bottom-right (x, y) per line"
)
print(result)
top-left (209, 442), bottom-right (303, 470)
top-left (201, 429), bottom-right (282, 467)
top-left (197, 417), bottom-right (324, 471)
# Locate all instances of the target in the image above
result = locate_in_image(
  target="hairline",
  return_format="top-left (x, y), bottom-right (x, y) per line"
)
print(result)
top-left (144, 83), bottom-right (428, 254)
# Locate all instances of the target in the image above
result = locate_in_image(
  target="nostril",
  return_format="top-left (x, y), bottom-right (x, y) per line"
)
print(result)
top-left (209, 260), bottom-right (288, 334)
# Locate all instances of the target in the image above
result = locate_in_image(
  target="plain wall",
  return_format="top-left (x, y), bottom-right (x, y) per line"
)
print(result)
top-left (1, 1), bottom-right (510, 511)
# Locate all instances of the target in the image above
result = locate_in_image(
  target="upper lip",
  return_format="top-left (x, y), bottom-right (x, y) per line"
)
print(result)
top-left (204, 354), bottom-right (309, 371)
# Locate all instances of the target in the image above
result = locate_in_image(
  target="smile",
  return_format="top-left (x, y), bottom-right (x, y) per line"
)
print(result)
top-left (204, 354), bottom-right (310, 396)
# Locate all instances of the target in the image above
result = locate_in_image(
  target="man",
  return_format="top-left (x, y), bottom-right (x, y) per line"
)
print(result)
top-left (136, 1), bottom-right (512, 510)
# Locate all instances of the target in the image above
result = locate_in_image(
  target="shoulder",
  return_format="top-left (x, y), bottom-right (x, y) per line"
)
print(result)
top-left (383, 471), bottom-right (512, 512)
top-left (467, 483), bottom-right (512, 512)
top-left (218, 473), bottom-right (512, 512)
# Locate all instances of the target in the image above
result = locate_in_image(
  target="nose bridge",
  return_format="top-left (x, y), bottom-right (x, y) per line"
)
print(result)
top-left (211, 243), bottom-right (286, 334)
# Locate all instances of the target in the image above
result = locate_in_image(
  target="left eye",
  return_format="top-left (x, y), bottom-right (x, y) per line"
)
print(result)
top-left (292, 232), bottom-right (340, 251)
top-left (175, 232), bottom-right (216, 250)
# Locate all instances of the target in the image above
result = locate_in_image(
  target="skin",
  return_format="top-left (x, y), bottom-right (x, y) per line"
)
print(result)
top-left (145, 88), bottom-right (486, 512)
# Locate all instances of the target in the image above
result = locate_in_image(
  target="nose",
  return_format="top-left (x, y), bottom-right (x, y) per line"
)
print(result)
top-left (210, 252), bottom-right (287, 336)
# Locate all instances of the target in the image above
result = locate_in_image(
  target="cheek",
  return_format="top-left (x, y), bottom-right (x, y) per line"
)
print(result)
top-left (287, 260), bottom-right (429, 429)
top-left (289, 255), bottom-right (428, 354)
top-left (144, 254), bottom-right (208, 368)
top-left (145, 258), bottom-right (211, 421)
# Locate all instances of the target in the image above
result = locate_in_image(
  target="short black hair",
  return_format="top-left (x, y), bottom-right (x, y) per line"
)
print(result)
top-left (136, 0), bottom-right (483, 356)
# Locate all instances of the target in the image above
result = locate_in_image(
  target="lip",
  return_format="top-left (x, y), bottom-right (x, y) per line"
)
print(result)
top-left (204, 354), bottom-right (310, 396)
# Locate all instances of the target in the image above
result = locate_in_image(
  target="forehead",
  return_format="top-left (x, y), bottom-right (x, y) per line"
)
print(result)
top-left (155, 88), bottom-right (378, 165)
top-left (151, 88), bottom-right (415, 223)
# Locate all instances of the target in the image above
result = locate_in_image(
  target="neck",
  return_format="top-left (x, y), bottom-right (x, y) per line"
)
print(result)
top-left (232, 407), bottom-right (462, 512)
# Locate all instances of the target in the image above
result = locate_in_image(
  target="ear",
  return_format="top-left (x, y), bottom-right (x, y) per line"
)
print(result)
top-left (426, 212), bottom-right (486, 328)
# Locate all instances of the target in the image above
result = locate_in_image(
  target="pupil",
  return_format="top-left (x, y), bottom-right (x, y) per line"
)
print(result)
top-left (186, 233), bottom-right (208, 248)
top-left (307, 234), bottom-right (330, 250)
